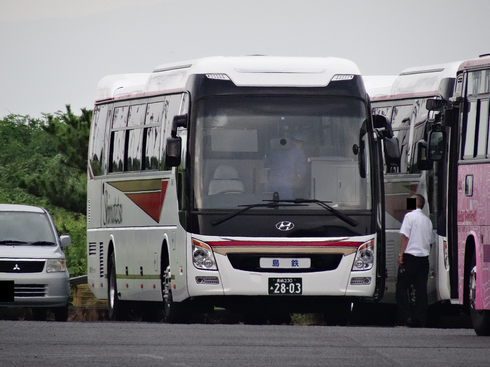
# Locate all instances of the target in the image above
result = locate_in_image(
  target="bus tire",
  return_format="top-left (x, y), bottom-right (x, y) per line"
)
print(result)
top-left (162, 264), bottom-right (191, 323)
top-left (469, 258), bottom-right (490, 336)
top-left (323, 300), bottom-right (351, 326)
top-left (108, 252), bottom-right (127, 321)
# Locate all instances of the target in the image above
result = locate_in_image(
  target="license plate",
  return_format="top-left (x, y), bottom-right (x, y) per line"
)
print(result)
top-left (260, 257), bottom-right (311, 269)
top-left (0, 281), bottom-right (14, 302)
top-left (268, 278), bottom-right (302, 295)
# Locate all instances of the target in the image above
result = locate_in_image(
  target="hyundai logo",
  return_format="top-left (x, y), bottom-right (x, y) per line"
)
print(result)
top-left (13, 264), bottom-right (20, 271)
top-left (276, 221), bottom-right (294, 231)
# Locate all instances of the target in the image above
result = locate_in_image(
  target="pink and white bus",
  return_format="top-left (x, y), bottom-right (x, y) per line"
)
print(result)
top-left (428, 55), bottom-right (490, 335)
top-left (368, 55), bottom-right (490, 335)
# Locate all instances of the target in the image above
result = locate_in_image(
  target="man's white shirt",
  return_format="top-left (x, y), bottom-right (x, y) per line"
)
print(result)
top-left (399, 208), bottom-right (434, 257)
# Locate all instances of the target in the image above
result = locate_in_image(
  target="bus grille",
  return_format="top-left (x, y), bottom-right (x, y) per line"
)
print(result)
top-left (99, 243), bottom-right (104, 278)
top-left (0, 260), bottom-right (45, 273)
top-left (88, 243), bottom-right (97, 256)
top-left (15, 284), bottom-right (47, 297)
top-left (227, 253), bottom-right (343, 273)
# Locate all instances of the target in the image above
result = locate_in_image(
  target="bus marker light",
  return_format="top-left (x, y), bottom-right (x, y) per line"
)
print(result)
top-left (100, 283), bottom-right (103, 288)
top-left (206, 73), bottom-right (230, 80)
top-left (196, 276), bottom-right (220, 285)
top-left (332, 74), bottom-right (354, 81)
top-left (126, 284), bottom-right (129, 288)
top-left (141, 284), bottom-right (143, 289)
top-left (350, 277), bottom-right (371, 285)
top-left (153, 284), bottom-right (156, 289)
top-left (91, 283), bottom-right (94, 287)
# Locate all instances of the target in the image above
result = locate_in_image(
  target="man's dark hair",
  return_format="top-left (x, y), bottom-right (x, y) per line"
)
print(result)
top-left (412, 194), bottom-right (425, 209)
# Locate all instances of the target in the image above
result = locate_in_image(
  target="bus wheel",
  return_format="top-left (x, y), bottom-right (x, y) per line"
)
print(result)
top-left (469, 262), bottom-right (490, 336)
top-left (323, 300), bottom-right (351, 326)
top-left (162, 265), bottom-right (190, 323)
top-left (108, 252), bottom-right (126, 321)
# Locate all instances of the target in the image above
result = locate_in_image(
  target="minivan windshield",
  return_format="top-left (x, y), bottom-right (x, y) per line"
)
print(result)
top-left (0, 212), bottom-right (56, 245)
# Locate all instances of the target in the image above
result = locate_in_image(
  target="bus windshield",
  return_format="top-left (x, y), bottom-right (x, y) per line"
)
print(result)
top-left (193, 96), bottom-right (371, 212)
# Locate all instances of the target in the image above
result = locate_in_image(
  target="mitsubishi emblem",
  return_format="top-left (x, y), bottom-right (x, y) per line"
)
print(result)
top-left (276, 221), bottom-right (294, 231)
top-left (13, 264), bottom-right (21, 271)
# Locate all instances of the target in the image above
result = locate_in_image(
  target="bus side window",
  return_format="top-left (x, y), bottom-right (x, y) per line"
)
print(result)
top-left (143, 101), bottom-right (165, 170)
top-left (126, 104), bottom-right (146, 172)
top-left (109, 106), bottom-right (129, 173)
top-left (90, 104), bottom-right (108, 176)
top-left (392, 105), bottom-right (412, 173)
top-left (477, 99), bottom-right (489, 159)
top-left (463, 101), bottom-right (478, 159)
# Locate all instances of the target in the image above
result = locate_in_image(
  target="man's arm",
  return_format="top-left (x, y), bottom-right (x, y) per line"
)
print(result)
top-left (398, 235), bottom-right (409, 266)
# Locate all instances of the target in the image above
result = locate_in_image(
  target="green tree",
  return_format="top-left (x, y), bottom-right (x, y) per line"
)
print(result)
top-left (0, 109), bottom-right (90, 277)
top-left (19, 106), bottom-right (91, 214)
top-left (42, 105), bottom-right (91, 172)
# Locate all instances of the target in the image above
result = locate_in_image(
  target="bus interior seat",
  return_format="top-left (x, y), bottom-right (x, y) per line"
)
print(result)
top-left (208, 165), bottom-right (245, 195)
top-left (384, 137), bottom-right (401, 173)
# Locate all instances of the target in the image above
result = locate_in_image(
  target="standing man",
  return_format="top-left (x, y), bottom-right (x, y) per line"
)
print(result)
top-left (396, 194), bottom-right (434, 327)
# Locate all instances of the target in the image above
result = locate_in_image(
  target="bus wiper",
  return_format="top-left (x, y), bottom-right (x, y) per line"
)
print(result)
top-left (211, 201), bottom-right (306, 226)
top-left (0, 240), bottom-right (29, 245)
top-left (268, 199), bottom-right (359, 227)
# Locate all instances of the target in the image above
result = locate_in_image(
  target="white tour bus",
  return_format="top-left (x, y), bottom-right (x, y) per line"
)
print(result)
top-left (364, 62), bottom-right (463, 321)
top-left (87, 56), bottom-right (389, 323)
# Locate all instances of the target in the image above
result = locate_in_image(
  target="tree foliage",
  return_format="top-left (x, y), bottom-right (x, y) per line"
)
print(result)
top-left (17, 105), bottom-right (91, 214)
top-left (0, 106), bottom-right (91, 277)
top-left (43, 105), bottom-right (91, 173)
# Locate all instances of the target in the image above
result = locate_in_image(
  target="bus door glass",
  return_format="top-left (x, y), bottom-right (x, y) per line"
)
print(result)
top-left (391, 105), bottom-right (412, 173)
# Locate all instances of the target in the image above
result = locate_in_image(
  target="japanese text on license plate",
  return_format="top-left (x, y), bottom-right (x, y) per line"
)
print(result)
top-left (268, 278), bottom-right (302, 295)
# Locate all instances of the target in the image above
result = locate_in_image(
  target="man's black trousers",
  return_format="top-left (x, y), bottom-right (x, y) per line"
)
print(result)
top-left (396, 253), bottom-right (429, 327)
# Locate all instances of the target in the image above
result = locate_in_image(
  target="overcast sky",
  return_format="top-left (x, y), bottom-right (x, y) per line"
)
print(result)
top-left (1, 0), bottom-right (489, 118)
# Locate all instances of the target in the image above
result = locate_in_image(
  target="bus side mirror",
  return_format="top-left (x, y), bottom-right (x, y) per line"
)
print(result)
top-left (373, 115), bottom-right (393, 138)
top-left (171, 114), bottom-right (188, 137)
top-left (428, 129), bottom-right (446, 161)
top-left (426, 99), bottom-right (448, 111)
top-left (165, 136), bottom-right (182, 167)
top-left (416, 140), bottom-right (432, 170)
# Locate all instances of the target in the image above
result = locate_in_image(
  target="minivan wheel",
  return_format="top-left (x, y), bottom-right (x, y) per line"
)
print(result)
top-left (53, 305), bottom-right (69, 322)
top-left (32, 307), bottom-right (48, 321)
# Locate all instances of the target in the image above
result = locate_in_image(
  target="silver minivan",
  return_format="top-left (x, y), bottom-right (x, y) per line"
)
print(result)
top-left (0, 204), bottom-right (71, 321)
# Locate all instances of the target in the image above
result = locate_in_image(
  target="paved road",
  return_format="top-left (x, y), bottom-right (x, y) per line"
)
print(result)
top-left (0, 320), bottom-right (489, 367)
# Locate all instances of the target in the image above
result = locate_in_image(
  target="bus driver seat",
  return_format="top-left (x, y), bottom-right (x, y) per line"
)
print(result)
top-left (208, 165), bottom-right (245, 195)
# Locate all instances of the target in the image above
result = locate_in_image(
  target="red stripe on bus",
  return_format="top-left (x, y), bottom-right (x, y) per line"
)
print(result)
top-left (207, 241), bottom-right (363, 248)
top-left (125, 180), bottom-right (169, 222)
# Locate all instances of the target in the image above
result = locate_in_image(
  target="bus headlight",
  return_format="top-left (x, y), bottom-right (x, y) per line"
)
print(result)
top-left (352, 240), bottom-right (374, 271)
top-left (192, 239), bottom-right (217, 270)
